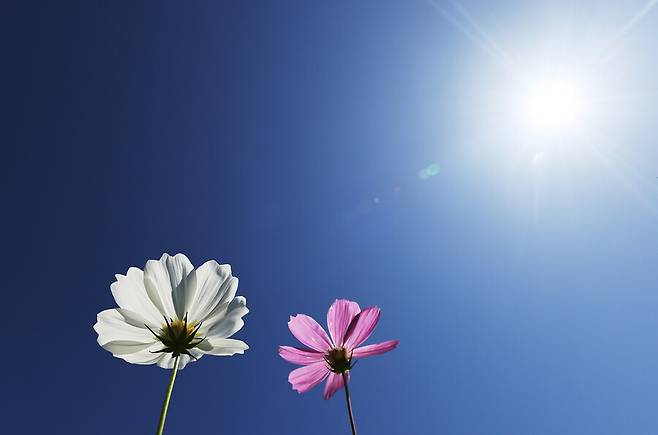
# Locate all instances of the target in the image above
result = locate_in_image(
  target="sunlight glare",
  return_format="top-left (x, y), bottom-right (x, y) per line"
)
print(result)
top-left (522, 77), bottom-right (586, 132)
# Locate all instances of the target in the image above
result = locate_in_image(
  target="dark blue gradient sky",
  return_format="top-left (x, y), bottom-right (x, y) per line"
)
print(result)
top-left (3, 1), bottom-right (658, 434)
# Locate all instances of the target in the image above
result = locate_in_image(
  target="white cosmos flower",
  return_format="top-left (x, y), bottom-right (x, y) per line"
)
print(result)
top-left (94, 253), bottom-right (249, 369)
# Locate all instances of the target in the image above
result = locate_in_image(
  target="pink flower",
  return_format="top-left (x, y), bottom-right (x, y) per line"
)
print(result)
top-left (279, 299), bottom-right (399, 399)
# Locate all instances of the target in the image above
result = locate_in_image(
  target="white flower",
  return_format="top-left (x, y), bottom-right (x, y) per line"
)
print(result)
top-left (94, 253), bottom-right (249, 369)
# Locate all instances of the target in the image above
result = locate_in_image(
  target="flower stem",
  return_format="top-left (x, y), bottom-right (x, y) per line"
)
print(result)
top-left (342, 372), bottom-right (357, 435)
top-left (156, 356), bottom-right (180, 435)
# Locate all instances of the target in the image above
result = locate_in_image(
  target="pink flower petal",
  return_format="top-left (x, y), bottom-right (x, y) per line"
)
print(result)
top-left (278, 346), bottom-right (325, 365)
top-left (288, 314), bottom-right (333, 352)
top-left (288, 361), bottom-right (330, 393)
top-left (352, 340), bottom-right (399, 358)
top-left (343, 306), bottom-right (381, 350)
top-left (323, 371), bottom-right (348, 400)
top-left (326, 299), bottom-right (361, 347)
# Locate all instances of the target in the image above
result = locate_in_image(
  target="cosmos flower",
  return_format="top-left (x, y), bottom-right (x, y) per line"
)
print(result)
top-left (94, 253), bottom-right (249, 370)
top-left (95, 253), bottom-right (250, 434)
top-left (279, 299), bottom-right (398, 400)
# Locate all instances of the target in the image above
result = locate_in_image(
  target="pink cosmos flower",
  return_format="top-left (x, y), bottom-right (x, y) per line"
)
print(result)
top-left (279, 299), bottom-right (399, 400)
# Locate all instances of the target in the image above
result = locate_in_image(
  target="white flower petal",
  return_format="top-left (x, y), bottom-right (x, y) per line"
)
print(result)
top-left (205, 296), bottom-right (249, 339)
top-left (110, 267), bottom-right (162, 325)
top-left (187, 260), bottom-right (237, 321)
top-left (102, 340), bottom-right (154, 355)
top-left (162, 253), bottom-right (195, 319)
top-left (121, 349), bottom-right (163, 365)
top-left (197, 338), bottom-right (249, 356)
top-left (143, 276), bottom-right (173, 319)
top-left (155, 351), bottom-right (202, 370)
top-left (143, 253), bottom-right (194, 319)
top-left (156, 354), bottom-right (180, 369)
top-left (177, 356), bottom-right (192, 370)
top-left (113, 308), bottom-right (154, 329)
top-left (173, 268), bottom-right (197, 320)
top-left (94, 309), bottom-right (156, 346)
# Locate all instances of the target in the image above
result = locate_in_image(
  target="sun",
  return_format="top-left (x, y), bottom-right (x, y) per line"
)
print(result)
top-left (521, 77), bottom-right (586, 133)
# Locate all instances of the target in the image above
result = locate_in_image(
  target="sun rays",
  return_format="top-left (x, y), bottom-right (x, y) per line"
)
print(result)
top-left (428, 0), bottom-right (658, 221)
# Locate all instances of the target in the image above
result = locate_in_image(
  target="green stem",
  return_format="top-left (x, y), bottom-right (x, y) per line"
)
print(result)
top-left (342, 372), bottom-right (357, 435)
top-left (155, 355), bottom-right (180, 435)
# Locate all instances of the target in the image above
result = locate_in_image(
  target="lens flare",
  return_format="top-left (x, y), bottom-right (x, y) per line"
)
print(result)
top-left (418, 163), bottom-right (441, 180)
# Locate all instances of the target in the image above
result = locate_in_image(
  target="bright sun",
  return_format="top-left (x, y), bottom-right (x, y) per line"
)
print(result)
top-left (521, 77), bottom-right (586, 132)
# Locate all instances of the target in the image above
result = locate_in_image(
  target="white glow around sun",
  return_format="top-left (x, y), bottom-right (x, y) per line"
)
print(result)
top-left (438, 0), bottom-right (658, 224)
top-left (521, 77), bottom-right (587, 133)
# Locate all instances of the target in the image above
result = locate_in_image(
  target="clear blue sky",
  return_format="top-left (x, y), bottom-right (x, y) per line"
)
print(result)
top-left (3, 1), bottom-right (658, 434)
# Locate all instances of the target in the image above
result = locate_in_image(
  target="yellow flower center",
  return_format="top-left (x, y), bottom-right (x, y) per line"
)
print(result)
top-left (145, 314), bottom-right (205, 358)
top-left (161, 318), bottom-right (199, 343)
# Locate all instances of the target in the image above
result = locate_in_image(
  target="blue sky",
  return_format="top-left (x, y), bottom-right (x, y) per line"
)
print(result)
top-left (3, 1), bottom-right (658, 434)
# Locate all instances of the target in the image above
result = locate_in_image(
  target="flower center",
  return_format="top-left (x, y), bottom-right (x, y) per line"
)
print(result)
top-left (145, 314), bottom-right (205, 358)
top-left (161, 318), bottom-right (198, 342)
top-left (324, 347), bottom-right (353, 373)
